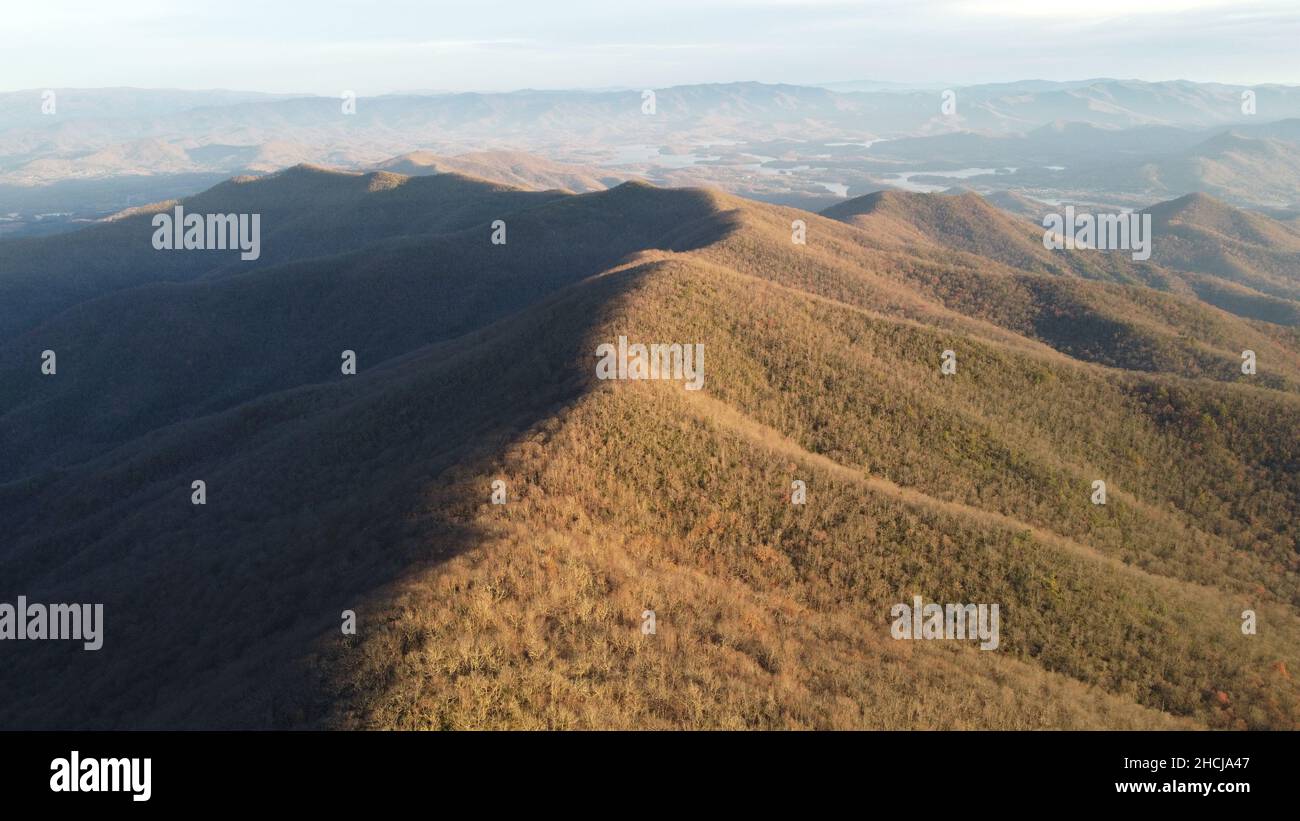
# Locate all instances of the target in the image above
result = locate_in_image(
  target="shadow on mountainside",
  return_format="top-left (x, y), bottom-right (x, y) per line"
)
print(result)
top-left (0, 252), bottom-right (666, 728)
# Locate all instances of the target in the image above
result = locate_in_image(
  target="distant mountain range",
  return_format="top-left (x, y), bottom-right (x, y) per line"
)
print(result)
top-left (1, 163), bottom-right (1296, 729)
top-left (4, 79), bottom-right (1300, 233)
top-left (6, 79), bottom-right (1298, 153)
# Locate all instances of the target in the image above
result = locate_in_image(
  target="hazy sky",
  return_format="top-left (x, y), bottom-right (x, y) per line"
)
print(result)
top-left (4, 0), bottom-right (1300, 94)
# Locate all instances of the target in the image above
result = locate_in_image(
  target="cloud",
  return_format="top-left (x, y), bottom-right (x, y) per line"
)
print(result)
top-left (3, 0), bottom-right (1300, 91)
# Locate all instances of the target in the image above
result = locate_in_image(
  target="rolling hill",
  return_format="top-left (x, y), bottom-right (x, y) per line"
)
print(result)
top-left (373, 150), bottom-right (625, 193)
top-left (824, 189), bottom-right (1300, 328)
top-left (0, 165), bottom-right (571, 341)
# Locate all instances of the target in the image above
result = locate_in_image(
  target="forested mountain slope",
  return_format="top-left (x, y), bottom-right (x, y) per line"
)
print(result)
top-left (1, 171), bottom-right (1296, 729)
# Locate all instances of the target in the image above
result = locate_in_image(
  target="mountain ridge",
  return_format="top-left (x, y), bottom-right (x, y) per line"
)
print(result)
top-left (1, 168), bottom-right (1297, 730)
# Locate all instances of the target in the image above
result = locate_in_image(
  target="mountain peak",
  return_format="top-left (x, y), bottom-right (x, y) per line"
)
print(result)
top-left (1144, 190), bottom-right (1234, 224)
top-left (820, 188), bottom-right (999, 223)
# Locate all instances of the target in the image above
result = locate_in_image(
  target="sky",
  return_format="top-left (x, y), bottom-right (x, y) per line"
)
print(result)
top-left (3, 0), bottom-right (1300, 94)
